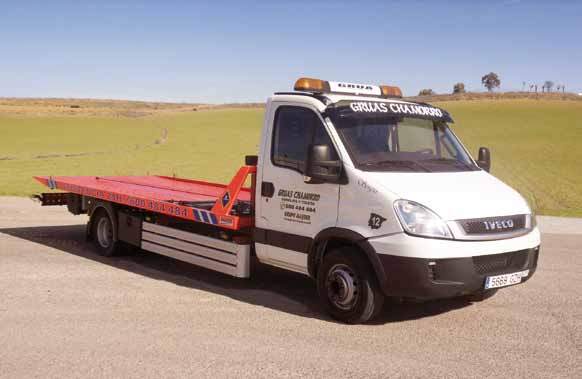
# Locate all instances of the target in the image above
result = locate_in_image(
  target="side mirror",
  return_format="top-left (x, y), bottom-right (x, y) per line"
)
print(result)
top-left (477, 147), bottom-right (491, 172)
top-left (304, 144), bottom-right (342, 184)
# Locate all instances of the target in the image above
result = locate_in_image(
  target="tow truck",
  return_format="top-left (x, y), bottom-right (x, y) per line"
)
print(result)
top-left (35, 78), bottom-right (541, 323)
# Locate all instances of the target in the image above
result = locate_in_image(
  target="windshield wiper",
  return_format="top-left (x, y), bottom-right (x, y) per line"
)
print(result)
top-left (363, 160), bottom-right (432, 172)
top-left (423, 158), bottom-right (475, 170)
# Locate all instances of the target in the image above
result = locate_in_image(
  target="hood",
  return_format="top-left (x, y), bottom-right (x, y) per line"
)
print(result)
top-left (365, 170), bottom-right (531, 220)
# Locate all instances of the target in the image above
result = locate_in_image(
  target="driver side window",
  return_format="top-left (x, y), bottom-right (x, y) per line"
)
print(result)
top-left (272, 106), bottom-right (338, 172)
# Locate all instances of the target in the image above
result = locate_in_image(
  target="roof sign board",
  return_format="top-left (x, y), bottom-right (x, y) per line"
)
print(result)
top-left (328, 81), bottom-right (382, 96)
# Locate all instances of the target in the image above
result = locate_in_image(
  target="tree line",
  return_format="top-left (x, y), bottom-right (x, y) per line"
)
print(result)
top-left (418, 72), bottom-right (567, 96)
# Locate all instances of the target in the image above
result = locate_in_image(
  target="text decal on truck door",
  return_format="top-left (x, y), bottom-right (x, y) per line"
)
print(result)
top-left (277, 189), bottom-right (320, 224)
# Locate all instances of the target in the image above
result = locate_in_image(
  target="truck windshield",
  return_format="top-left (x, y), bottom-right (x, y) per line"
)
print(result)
top-left (330, 116), bottom-right (478, 172)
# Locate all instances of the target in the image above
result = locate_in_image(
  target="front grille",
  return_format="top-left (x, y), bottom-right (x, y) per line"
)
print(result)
top-left (473, 250), bottom-right (529, 275)
top-left (459, 214), bottom-right (526, 235)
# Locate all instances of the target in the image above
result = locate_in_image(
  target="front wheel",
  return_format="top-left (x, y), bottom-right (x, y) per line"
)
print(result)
top-left (317, 247), bottom-right (384, 324)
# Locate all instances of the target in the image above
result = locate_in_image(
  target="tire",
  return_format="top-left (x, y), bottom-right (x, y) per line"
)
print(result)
top-left (467, 289), bottom-right (498, 302)
top-left (90, 209), bottom-right (120, 257)
top-left (317, 247), bottom-right (385, 324)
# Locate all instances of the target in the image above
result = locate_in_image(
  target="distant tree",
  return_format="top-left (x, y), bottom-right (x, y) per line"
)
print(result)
top-left (529, 84), bottom-right (534, 92)
top-left (534, 84), bottom-right (538, 93)
top-left (481, 72), bottom-right (501, 92)
top-left (544, 80), bottom-right (554, 92)
top-left (522, 81), bottom-right (526, 91)
top-left (418, 89), bottom-right (435, 96)
top-left (453, 83), bottom-right (466, 94)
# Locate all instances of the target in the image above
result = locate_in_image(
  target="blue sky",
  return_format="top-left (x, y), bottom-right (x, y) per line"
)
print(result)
top-left (1, 0), bottom-right (580, 103)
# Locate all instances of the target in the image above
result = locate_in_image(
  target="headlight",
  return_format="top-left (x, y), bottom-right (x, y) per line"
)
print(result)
top-left (394, 200), bottom-right (453, 239)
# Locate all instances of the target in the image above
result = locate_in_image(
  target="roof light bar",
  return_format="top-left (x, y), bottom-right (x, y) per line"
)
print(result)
top-left (293, 77), bottom-right (402, 98)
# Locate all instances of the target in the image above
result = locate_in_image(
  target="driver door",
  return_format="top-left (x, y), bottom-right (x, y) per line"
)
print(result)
top-left (255, 103), bottom-right (340, 274)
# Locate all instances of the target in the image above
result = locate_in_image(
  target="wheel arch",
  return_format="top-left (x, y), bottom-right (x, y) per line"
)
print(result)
top-left (308, 227), bottom-right (387, 289)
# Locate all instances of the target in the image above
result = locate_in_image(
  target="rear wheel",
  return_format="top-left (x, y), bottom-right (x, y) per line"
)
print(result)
top-left (90, 209), bottom-right (120, 256)
top-left (317, 247), bottom-right (384, 324)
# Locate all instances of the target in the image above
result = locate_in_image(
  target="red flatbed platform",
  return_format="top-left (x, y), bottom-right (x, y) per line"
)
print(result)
top-left (35, 165), bottom-right (256, 230)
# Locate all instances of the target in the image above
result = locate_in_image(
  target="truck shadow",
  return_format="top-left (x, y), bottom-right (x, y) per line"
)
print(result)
top-left (0, 224), bottom-right (473, 324)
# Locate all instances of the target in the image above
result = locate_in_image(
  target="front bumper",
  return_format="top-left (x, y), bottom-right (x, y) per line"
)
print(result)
top-left (367, 229), bottom-right (541, 299)
top-left (376, 246), bottom-right (539, 299)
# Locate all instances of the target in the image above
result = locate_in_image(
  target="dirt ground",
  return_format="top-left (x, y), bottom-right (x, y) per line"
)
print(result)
top-left (0, 197), bottom-right (580, 378)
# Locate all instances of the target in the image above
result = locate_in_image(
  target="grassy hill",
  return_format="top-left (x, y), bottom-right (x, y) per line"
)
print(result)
top-left (0, 98), bottom-right (580, 216)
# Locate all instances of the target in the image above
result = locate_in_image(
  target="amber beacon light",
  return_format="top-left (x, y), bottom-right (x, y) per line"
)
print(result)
top-left (294, 77), bottom-right (330, 92)
top-left (380, 85), bottom-right (403, 98)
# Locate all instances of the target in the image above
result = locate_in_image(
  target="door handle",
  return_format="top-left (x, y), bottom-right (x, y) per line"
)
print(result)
top-left (261, 181), bottom-right (275, 198)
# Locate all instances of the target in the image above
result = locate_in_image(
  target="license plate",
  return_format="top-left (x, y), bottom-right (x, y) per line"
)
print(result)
top-left (484, 270), bottom-right (529, 289)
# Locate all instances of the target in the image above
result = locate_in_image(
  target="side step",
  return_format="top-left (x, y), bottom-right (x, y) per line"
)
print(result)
top-left (140, 222), bottom-right (251, 278)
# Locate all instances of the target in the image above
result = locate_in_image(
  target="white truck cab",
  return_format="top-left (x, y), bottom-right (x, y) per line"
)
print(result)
top-left (253, 78), bottom-right (540, 323)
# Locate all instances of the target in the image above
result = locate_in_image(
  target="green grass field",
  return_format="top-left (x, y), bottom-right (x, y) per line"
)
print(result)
top-left (0, 109), bottom-right (263, 196)
top-left (1, 99), bottom-right (581, 216)
top-left (443, 100), bottom-right (582, 217)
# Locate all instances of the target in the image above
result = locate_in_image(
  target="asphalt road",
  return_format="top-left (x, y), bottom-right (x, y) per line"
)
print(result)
top-left (0, 197), bottom-right (580, 378)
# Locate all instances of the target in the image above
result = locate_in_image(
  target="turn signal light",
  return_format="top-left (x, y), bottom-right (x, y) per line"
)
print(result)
top-left (380, 85), bottom-right (403, 98)
top-left (294, 77), bottom-right (330, 93)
